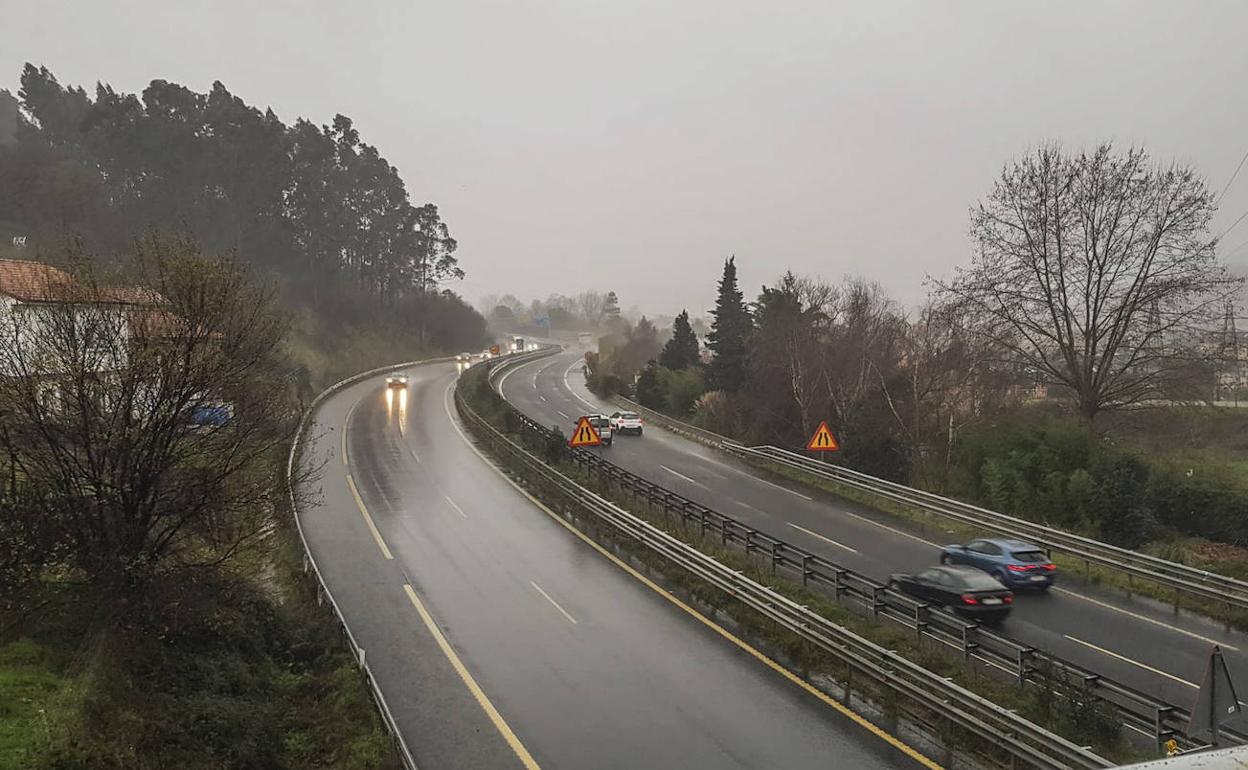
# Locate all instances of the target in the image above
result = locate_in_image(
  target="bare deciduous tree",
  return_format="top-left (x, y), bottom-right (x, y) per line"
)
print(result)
top-left (937, 143), bottom-right (1243, 424)
top-left (0, 236), bottom-right (300, 589)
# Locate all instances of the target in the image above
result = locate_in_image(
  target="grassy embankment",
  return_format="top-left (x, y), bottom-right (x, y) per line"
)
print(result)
top-left (0, 328), bottom-right (435, 770)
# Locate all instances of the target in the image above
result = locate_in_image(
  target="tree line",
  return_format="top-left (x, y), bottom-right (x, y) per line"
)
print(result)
top-left (1, 65), bottom-right (486, 357)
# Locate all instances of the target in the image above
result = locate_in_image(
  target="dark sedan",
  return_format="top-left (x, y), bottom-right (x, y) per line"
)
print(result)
top-left (889, 565), bottom-right (1014, 624)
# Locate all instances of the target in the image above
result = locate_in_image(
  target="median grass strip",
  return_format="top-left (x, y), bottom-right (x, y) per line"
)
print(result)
top-left (464, 365), bottom-right (1140, 766)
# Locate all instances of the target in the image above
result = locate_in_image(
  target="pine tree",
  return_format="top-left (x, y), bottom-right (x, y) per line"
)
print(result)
top-left (707, 257), bottom-right (752, 392)
top-left (659, 309), bottom-right (700, 370)
top-left (603, 291), bottom-right (621, 319)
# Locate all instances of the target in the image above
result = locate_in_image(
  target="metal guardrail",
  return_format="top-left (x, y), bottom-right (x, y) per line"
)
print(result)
top-left (731, 445), bottom-right (1248, 615)
top-left (517, 391), bottom-right (1239, 755)
top-left (287, 354), bottom-right (462, 770)
top-left (465, 364), bottom-right (1114, 770)
top-left (611, 394), bottom-right (1248, 617)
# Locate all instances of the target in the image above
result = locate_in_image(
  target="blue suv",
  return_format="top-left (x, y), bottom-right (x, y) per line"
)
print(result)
top-left (940, 538), bottom-right (1056, 590)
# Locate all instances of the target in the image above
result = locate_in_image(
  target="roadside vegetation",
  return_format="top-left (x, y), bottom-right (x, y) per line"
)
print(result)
top-left (0, 64), bottom-right (490, 768)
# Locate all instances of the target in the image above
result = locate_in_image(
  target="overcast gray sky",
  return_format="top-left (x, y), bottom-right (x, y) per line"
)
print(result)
top-left (5, 1), bottom-right (1248, 317)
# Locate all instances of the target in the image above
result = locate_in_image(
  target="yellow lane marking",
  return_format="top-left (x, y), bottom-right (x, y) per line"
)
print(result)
top-left (345, 473), bottom-right (393, 560)
top-left (1052, 588), bottom-right (1238, 651)
top-left (403, 584), bottom-right (541, 769)
top-left (445, 495), bottom-right (468, 519)
top-left (531, 581), bottom-right (578, 624)
top-left (787, 522), bottom-right (859, 554)
top-left (443, 383), bottom-right (942, 770)
top-left (1063, 634), bottom-right (1197, 689)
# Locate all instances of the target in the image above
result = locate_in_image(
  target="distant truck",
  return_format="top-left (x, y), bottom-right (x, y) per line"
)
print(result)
top-left (577, 332), bottom-right (594, 348)
top-left (511, 336), bottom-right (525, 353)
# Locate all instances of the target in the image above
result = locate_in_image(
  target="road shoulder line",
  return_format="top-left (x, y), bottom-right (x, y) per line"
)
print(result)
top-left (444, 382), bottom-right (942, 770)
top-left (403, 584), bottom-right (542, 769)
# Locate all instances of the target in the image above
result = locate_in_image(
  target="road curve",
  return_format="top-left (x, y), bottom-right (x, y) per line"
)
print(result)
top-left (297, 360), bottom-right (923, 769)
top-left (501, 349), bottom-right (1248, 717)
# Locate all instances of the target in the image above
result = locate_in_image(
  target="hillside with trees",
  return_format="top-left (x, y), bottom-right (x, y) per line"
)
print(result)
top-left (1, 65), bottom-right (487, 387)
top-left (0, 63), bottom-right (491, 768)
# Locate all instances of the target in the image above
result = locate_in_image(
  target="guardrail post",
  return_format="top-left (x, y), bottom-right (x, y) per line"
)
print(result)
top-left (770, 542), bottom-right (780, 574)
top-left (870, 585), bottom-right (883, 619)
top-left (1173, 587), bottom-right (1181, 615)
top-left (801, 554), bottom-right (812, 585)
top-left (700, 508), bottom-right (709, 538)
top-left (961, 624), bottom-right (979, 661)
top-left (745, 529), bottom-right (757, 558)
top-left (1016, 647), bottom-right (1035, 686)
top-left (1154, 706), bottom-right (1175, 753)
top-left (914, 604), bottom-right (929, 640)
top-left (721, 518), bottom-right (729, 546)
top-left (833, 569), bottom-right (848, 602)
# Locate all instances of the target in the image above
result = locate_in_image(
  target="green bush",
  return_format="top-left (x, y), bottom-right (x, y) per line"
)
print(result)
top-left (948, 415), bottom-right (1248, 548)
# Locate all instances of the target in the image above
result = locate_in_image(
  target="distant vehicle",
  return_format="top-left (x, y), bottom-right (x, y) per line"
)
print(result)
top-left (889, 565), bottom-right (1013, 624)
top-left (511, 336), bottom-right (526, 353)
top-left (190, 402), bottom-right (232, 427)
top-left (579, 414), bottom-right (613, 446)
top-left (386, 372), bottom-right (409, 389)
top-left (609, 411), bottom-right (643, 435)
top-left (941, 538), bottom-right (1056, 590)
top-left (578, 331), bottom-right (594, 348)
top-left (457, 352), bottom-right (472, 362)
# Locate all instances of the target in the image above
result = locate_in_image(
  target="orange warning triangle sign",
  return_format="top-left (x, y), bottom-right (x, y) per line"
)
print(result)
top-left (569, 416), bottom-right (603, 448)
top-left (806, 421), bottom-right (840, 452)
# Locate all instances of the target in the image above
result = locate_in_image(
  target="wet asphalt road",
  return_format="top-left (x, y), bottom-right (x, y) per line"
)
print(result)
top-left (500, 349), bottom-right (1248, 722)
top-left (298, 361), bottom-right (921, 769)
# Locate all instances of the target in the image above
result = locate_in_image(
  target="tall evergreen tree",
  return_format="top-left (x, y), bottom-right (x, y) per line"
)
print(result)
top-left (707, 256), bottom-right (752, 392)
top-left (603, 290), bottom-right (621, 319)
top-left (659, 309), bottom-right (700, 370)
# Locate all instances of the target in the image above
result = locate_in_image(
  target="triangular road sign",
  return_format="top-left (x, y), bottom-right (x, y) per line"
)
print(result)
top-left (569, 416), bottom-right (602, 448)
top-left (806, 421), bottom-right (840, 452)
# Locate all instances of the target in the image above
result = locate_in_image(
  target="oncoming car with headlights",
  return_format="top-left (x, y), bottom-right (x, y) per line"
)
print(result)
top-left (385, 372), bottom-right (409, 389)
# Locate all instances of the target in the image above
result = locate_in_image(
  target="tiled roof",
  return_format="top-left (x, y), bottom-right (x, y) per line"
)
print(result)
top-left (0, 259), bottom-right (76, 302)
top-left (0, 259), bottom-right (164, 306)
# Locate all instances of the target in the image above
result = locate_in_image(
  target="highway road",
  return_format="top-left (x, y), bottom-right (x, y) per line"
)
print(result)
top-left (297, 360), bottom-right (925, 769)
top-left (500, 349), bottom-right (1248, 726)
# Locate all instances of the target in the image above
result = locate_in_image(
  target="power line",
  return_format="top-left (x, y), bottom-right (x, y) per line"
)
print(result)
top-left (1224, 236), bottom-right (1248, 261)
top-left (1217, 206), bottom-right (1248, 241)
top-left (1217, 145), bottom-right (1248, 206)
